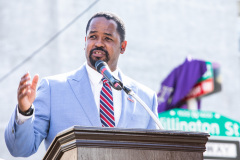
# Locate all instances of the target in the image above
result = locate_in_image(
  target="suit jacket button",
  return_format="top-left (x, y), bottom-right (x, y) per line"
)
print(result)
top-left (12, 127), bottom-right (14, 134)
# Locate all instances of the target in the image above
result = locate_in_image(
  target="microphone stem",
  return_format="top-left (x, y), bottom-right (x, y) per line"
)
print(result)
top-left (123, 86), bottom-right (164, 130)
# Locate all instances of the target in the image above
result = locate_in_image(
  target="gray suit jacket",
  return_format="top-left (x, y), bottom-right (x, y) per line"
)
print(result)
top-left (5, 64), bottom-right (158, 157)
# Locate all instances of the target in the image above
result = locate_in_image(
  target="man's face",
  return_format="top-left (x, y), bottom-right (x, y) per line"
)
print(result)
top-left (85, 17), bottom-right (126, 71)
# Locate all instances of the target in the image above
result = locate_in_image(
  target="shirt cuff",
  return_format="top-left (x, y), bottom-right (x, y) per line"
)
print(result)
top-left (16, 105), bottom-right (34, 125)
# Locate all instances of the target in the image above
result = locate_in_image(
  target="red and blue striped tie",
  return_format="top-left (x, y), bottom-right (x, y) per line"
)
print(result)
top-left (100, 77), bottom-right (115, 127)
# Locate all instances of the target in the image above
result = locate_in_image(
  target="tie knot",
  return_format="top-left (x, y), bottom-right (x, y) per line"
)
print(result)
top-left (101, 77), bottom-right (108, 84)
top-left (101, 77), bottom-right (111, 89)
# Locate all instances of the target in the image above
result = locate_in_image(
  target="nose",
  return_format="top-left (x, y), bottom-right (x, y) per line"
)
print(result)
top-left (95, 38), bottom-right (105, 48)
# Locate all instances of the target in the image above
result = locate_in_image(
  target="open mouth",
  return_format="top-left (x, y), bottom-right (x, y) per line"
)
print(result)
top-left (90, 47), bottom-right (109, 59)
top-left (92, 50), bottom-right (106, 58)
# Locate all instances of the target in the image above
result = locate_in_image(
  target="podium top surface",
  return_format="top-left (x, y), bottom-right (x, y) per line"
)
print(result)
top-left (43, 126), bottom-right (209, 160)
top-left (59, 126), bottom-right (209, 137)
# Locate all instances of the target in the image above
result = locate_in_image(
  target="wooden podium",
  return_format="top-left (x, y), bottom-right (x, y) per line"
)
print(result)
top-left (43, 126), bottom-right (209, 160)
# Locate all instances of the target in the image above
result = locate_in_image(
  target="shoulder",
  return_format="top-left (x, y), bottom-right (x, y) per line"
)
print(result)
top-left (120, 71), bottom-right (156, 96)
top-left (43, 64), bottom-right (86, 83)
top-left (38, 64), bottom-right (87, 88)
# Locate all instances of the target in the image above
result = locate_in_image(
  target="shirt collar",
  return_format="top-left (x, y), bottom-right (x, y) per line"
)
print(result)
top-left (85, 62), bottom-right (119, 85)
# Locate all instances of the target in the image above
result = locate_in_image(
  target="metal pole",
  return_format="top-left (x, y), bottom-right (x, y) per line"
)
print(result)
top-left (127, 90), bottom-right (164, 130)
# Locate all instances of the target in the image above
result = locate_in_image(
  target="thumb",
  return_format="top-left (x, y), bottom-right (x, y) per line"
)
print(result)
top-left (31, 74), bottom-right (39, 91)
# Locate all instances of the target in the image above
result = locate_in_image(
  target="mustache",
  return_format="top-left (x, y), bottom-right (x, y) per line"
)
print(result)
top-left (90, 47), bottom-right (108, 55)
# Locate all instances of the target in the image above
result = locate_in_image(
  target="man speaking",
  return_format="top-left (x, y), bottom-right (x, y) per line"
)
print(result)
top-left (5, 12), bottom-right (159, 157)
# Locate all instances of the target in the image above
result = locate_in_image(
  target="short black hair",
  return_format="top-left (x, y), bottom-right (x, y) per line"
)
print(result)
top-left (86, 12), bottom-right (126, 42)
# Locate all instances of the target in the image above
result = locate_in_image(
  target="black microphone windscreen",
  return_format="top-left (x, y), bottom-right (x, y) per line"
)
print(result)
top-left (95, 60), bottom-right (105, 73)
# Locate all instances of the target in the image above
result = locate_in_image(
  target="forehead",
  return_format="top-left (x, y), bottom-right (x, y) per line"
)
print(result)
top-left (87, 17), bottom-right (118, 34)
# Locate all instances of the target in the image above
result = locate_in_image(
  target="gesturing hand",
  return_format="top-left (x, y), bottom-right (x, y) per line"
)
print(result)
top-left (17, 72), bottom-right (39, 112)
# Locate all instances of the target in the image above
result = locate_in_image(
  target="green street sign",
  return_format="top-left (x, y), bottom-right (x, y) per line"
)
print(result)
top-left (158, 109), bottom-right (240, 137)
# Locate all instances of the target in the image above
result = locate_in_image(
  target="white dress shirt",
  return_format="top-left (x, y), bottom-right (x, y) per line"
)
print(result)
top-left (17, 63), bottom-right (122, 126)
top-left (86, 63), bottom-right (122, 126)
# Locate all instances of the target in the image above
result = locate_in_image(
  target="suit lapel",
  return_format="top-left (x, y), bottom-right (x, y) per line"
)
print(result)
top-left (67, 64), bottom-right (102, 127)
top-left (117, 71), bottom-right (137, 128)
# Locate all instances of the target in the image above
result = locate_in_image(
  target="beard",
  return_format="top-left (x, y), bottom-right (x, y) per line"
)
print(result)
top-left (89, 47), bottom-right (110, 67)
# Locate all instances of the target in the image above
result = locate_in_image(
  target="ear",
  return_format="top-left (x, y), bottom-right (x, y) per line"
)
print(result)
top-left (120, 41), bottom-right (127, 54)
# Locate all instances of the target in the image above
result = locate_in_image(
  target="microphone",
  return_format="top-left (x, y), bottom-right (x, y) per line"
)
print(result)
top-left (95, 60), bottom-right (164, 129)
top-left (95, 60), bottom-right (123, 90)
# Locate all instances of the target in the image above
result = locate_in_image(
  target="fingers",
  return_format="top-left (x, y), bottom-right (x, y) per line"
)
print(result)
top-left (19, 72), bottom-right (30, 86)
top-left (18, 72), bottom-right (39, 97)
top-left (18, 83), bottom-right (31, 95)
top-left (18, 73), bottom-right (30, 95)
